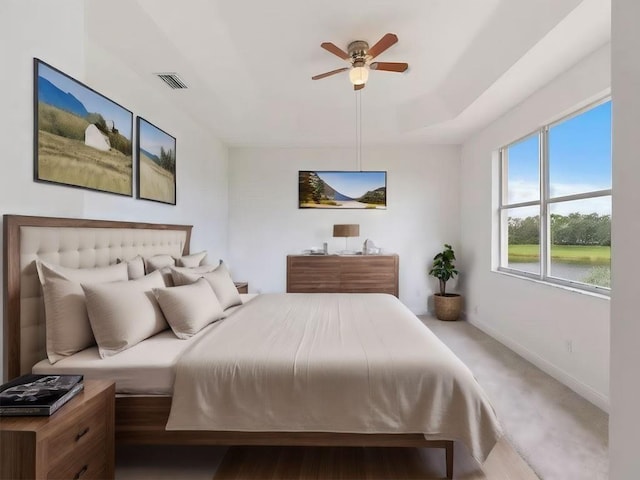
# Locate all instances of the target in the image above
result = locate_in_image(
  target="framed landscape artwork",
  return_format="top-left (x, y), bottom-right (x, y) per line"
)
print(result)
top-left (34, 58), bottom-right (133, 196)
top-left (136, 117), bottom-right (176, 205)
top-left (298, 171), bottom-right (387, 209)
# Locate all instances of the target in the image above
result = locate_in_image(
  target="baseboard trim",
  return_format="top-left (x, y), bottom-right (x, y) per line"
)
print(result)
top-left (467, 316), bottom-right (610, 413)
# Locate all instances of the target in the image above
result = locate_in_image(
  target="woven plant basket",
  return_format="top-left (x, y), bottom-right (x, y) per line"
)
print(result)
top-left (433, 293), bottom-right (462, 321)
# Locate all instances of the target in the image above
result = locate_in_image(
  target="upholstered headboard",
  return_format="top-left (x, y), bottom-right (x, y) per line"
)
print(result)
top-left (3, 215), bottom-right (192, 381)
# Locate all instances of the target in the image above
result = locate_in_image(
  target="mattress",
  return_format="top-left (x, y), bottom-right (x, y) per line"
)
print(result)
top-left (32, 293), bottom-right (258, 394)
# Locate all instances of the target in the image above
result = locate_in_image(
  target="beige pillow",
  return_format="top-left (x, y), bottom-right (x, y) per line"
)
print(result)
top-left (36, 260), bottom-right (128, 285)
top-left (170, 264), bottom-right (218, 275)
top-left (36, 260), bottom-right (129, 364)
top-left (175, 251), bottom-right (208, 268)
top-left (154, 278), bottom-right (224, 339)
top-left (144, 254), bottom-right (176, 273)
top-left (163, 264), bottom-right (217, 287)
top-left (117, 255), bottom-right (146, 280)
top-left (171, 263), bottom-right (241, 310)
top-left (82, 270), bottom-right (169, 358)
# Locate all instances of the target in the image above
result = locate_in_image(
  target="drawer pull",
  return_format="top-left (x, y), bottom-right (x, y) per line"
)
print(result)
top-left (75, 427), bottom-right (90, 441)
top-left (73, 464), bottom-right (88, 479)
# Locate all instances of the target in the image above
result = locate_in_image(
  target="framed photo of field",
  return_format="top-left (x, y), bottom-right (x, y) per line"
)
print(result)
top-left (34, 58), bottom-right (133, 196)
top-left (299, 171), bottom-right (387, 209)
top-left (136, 117), bottom-right (176, 205)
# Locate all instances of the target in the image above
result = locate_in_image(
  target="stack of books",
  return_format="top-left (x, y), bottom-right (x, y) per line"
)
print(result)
top-left (0, 374), bottom-right (84, 416)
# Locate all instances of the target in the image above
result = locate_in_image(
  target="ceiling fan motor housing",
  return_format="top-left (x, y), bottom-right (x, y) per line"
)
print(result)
top-left (348, 40), bottom-right (370, 63)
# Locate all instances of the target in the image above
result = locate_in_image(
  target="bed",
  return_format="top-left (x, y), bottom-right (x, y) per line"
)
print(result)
top-left (3, 214), bottom-right (502, 479)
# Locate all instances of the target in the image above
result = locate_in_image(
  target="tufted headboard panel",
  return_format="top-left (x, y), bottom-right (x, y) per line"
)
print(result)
top-left (3, 215), bottom-right (192, 380)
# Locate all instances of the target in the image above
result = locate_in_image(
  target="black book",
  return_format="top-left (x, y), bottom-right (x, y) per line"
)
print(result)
top-left (0, 374), bottom-right (84, 416)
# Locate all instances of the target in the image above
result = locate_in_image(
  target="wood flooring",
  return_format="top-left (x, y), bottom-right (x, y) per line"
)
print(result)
top-left (213, 437), bottom-right (539, 480)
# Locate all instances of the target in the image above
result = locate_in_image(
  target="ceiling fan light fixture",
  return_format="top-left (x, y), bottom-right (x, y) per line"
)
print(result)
top-left (349, 66), bottom-right (369, 86)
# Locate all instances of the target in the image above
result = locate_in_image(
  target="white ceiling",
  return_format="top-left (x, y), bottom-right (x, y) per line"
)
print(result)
top-left (86, 0), bottom-right (610, 147)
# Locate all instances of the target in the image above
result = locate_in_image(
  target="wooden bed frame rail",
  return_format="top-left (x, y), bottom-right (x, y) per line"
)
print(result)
top-left (116, 396), bottom-right (454, 478)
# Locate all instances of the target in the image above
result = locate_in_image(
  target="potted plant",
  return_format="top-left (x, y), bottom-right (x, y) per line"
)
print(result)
top-left (428, 244), bottom-right (462, 321)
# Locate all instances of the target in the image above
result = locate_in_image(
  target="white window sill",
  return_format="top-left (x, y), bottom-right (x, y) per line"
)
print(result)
top-left (492, 268), bottom-right (610, 300)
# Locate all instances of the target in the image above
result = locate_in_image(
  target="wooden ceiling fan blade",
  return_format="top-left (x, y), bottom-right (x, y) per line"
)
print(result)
top-left (370, 62), bottom-right (409, 73)
top-left (367, 33), bottom-right (398, 59)
top-left (312, 67), bottom-right (349, 80)
top-left (321, 42), bottom-right (350, 60)
top-left (354, 83), bottom-right (365, 91)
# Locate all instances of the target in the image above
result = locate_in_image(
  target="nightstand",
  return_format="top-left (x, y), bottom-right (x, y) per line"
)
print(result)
top-left (234, 282), bottom-right (248, 294)
top-left (0, 379), bottom-right (115, 480)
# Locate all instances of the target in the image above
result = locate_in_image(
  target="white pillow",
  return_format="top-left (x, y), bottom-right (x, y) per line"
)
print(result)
top-left (117, 255), bottom-right (146, 280)
top-left (82, 270), bottom-right (169, 358)
top-left (175, 251), bottom-right (208, 268)
top-left (36, 260), bottom-right (129, 364)
top-left (171, 263), bottom-right (241, 310)
top-left (154, 278), bottom-right (224, 339)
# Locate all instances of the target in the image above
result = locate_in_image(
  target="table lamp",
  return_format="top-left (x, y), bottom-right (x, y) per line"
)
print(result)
top-left (333, 224), bottom-right (360, 254)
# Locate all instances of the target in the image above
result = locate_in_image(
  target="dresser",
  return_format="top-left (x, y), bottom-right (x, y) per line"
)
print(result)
top-left (0, 380), bottom-right (115, 480)
top-left (287, 254), bottom-right (399, 297)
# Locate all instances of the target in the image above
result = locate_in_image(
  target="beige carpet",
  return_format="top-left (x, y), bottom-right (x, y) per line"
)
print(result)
top-left (421, 316), bottom-right (609, 480)
top-left (116, 317), bottom-right (608, 479)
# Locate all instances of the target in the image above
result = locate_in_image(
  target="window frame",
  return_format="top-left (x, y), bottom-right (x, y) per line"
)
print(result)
top-left (497, 97), bottom-right (612, 295)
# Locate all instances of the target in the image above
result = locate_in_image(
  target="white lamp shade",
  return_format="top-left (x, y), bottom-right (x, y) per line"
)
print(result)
top-left (349, 66), bottom-right (369, 86)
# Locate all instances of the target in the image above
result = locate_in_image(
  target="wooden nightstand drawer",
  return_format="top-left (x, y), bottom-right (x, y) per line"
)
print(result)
top-left (0, 380), bottom-right (115, 480)
top-left (47, 433), bottom-right (106, 479)
top-left (46, 393), bottom-right (107, 468)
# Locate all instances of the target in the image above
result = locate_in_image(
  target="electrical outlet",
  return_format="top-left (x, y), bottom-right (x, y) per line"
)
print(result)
top-left (565, 340), bottom-right (573, 354)
top-left (473, 305), bottom-right (479, 315)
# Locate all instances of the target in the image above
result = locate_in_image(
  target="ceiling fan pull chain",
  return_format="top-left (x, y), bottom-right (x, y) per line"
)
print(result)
top-left (359, 89), bottom-right (363, 172)
top-left (355, 90), bottom-right (363, 171)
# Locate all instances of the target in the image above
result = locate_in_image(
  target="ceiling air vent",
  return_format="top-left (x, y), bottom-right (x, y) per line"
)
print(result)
top-left (155, 73), bottom-right (188, 89)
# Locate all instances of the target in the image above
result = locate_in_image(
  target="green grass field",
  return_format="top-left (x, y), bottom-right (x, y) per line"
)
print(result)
top-left (38, 130), bottom-right (132, 195)
top-left (509, 244), bottom-right (611, 265)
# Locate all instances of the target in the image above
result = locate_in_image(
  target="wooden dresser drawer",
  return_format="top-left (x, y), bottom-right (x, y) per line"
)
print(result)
top-left (287, 254), bottom-right (399, 296)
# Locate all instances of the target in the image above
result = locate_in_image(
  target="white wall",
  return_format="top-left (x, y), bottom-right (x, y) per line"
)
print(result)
top-left (228, 146), bottom-right (460, 314)
top-left (610, 0), bottom-right (640, 476)
top-left (83, 41), bottom-right (229, 258)
top-left (459, 44), bottom-right (611, 411)
top-left (0, 0), bottom-right (229, 377)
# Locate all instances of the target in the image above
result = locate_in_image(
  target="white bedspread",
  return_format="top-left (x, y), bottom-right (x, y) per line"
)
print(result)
top-left (166, 293), bottom-right (502, 462)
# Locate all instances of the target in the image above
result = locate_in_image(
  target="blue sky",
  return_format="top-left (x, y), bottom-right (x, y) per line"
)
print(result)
top-left (138, 118), bottom-right (175, 157)
top-left (316, 171), bottom-right (386, 198)
top-left (39, 62), bottom-right (132, 141)
top-left (507, 100), bottom-right (611, 214)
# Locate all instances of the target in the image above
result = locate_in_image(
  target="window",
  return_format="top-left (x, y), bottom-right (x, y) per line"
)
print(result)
top-left (498, 99), bottom-right (611, 293)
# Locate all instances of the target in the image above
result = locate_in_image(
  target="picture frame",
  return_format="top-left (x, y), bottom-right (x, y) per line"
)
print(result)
top-left (298, 171), bottom-right (387, 209)
top-left (136, 117), bottom-right (176, 205)
top-left (34, 58), bottom-right (133, 196)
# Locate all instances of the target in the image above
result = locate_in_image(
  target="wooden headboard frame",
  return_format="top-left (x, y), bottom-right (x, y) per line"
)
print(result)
top-left (3, 214), bottom-right (192, 381)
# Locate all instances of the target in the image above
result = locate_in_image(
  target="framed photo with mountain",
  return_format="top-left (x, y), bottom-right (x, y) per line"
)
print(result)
top-left (298, 171), bottom-right (387, 209)
top-left (136, 117), bottom-right (176, 205)
top-left (34, 58), bottom-right (133, 196)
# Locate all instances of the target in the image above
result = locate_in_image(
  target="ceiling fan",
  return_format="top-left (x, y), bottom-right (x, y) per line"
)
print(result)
top-left (312, 33), bottom-right (408, 91)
